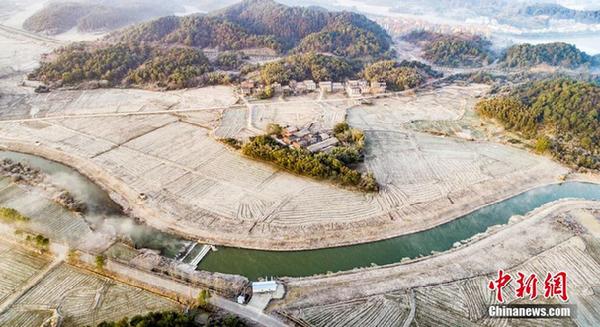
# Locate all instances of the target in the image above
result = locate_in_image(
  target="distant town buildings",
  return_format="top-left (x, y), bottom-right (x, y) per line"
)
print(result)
top-left (238, 78), bottom-right (386, 98)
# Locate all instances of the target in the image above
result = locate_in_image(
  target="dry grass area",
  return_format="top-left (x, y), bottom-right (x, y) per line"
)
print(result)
top-left (272, 200), bottom-right (600, 326)
top-left (348, 84), bottom-right (485, 130)
top-left (0, 82), bottom-right (569, 250)
top-left (249, 94), bottom-right (351, 133)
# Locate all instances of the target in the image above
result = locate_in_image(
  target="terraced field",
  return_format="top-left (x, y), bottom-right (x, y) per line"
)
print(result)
top-left (0, 241), bottom-right (50, 304)
top-left (0, 263), bottom-right (179, 326)
top-left (289, 293), bottom-right (412, 327)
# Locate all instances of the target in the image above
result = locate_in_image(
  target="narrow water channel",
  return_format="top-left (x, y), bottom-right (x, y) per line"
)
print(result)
top-left (3, 150), bottom-right (600, 281)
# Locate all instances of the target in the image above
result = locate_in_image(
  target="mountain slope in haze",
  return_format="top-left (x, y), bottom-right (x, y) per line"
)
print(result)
top-left (22, 1), bottom-right (179, 35)
top-left (111, 0), bottom-right (391, 58)
top-left (520, 3), bottom-right (600, 24)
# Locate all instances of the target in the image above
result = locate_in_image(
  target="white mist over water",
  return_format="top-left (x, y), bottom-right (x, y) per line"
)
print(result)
top-left (0, 151), bottom-right (188, 257)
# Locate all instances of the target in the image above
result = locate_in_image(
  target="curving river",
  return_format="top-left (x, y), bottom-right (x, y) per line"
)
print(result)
top-left (2, 150), bottom-right (600, 280)
top-left (198, 182), bottom-right (600, 279)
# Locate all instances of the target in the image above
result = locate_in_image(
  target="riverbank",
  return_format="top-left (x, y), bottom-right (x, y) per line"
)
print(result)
top-left (0, 138), bottom-right (576, 251)
top-left (271, 199), bottom-right (600, 326)
top-left (197, 181), bottom-right (600, 279)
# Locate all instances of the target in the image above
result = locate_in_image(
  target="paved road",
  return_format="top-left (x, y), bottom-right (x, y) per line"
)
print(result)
top-left (0, 24), bottom-right (64, 46)
top-left (211, 295), bottom-right (289, 327)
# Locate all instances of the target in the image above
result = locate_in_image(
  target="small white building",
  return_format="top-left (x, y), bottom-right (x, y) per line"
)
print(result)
top-left (295, 83), bottom-right (307, 93)
top-left (319, 81), bottom-right (332, 92)
top-left (240, 80), bottom-right (256, 96)
top-left (303, 80), bottom-right (317, 91)
top-left (307, 137), bottom-right (340, 153)
top-left (252, 281), bottom-right (277, 294)
top-left (271, 82), bottom-right (282, 93)
top-left (370, 81), bottom-right (387, 94)
top-left (346, 86), bottom-right (362, 97)
top-left (332, 82), bottom-right (344, 92)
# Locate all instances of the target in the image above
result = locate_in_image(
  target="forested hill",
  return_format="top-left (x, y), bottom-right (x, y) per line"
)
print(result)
top-left (501, 42), bottom-right (596, 69)
top-left (29, 0), bottom-right (392, 89)
top-left (110, 0), bottom-right (391, 58)
top-left (402, 30), bottom-right (493, 68)
top-left (520, 4), bottom-right (600, 24)
top-left (213, 0), bottom-right (330, 48)
top-left (111, 15), bottom-right (281, 52)
top-left (476, 79), bottom-right (600, 170)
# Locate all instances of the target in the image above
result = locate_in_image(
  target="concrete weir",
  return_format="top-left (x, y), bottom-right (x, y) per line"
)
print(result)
top-left (180, 243), bottom-right (212, 266)
top-left (190, 245), bottom-right (212, 266)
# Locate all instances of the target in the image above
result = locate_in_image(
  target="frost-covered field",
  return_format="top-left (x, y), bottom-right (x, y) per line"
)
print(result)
top-left (0, 260), bottom-right (179, 326)
top-left (0, 83), bottom-right (568, 250)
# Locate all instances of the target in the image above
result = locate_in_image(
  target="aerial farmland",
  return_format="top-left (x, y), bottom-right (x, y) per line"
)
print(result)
top-left (1, 0), bottom-right (600, 326)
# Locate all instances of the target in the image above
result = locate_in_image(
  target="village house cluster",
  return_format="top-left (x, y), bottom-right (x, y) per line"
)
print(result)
top-left (240, 79), bottom-right (386, 98)
top-left (272, 123), bottom-right (340, 153)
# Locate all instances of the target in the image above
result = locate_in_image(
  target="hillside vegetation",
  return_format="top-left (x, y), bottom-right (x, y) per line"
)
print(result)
top-left (403, 30), bottom-right (493, 67)
top-left (476, 79), bottom-right (600, 169)
top-left (27, 0), bottom-right (393, 89)
top-left (111, 0), bottom-right (391, 58)
top-left (30, 44), bottom-right (212, 90)
top-left (362, 60), bottom-right (441, 91)
top-left (112, 15), bottom-right (280, 51)
top-left (258, 52), bottom-right (356, 84)
top-left (501, 42), bottom-right (595, 68)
